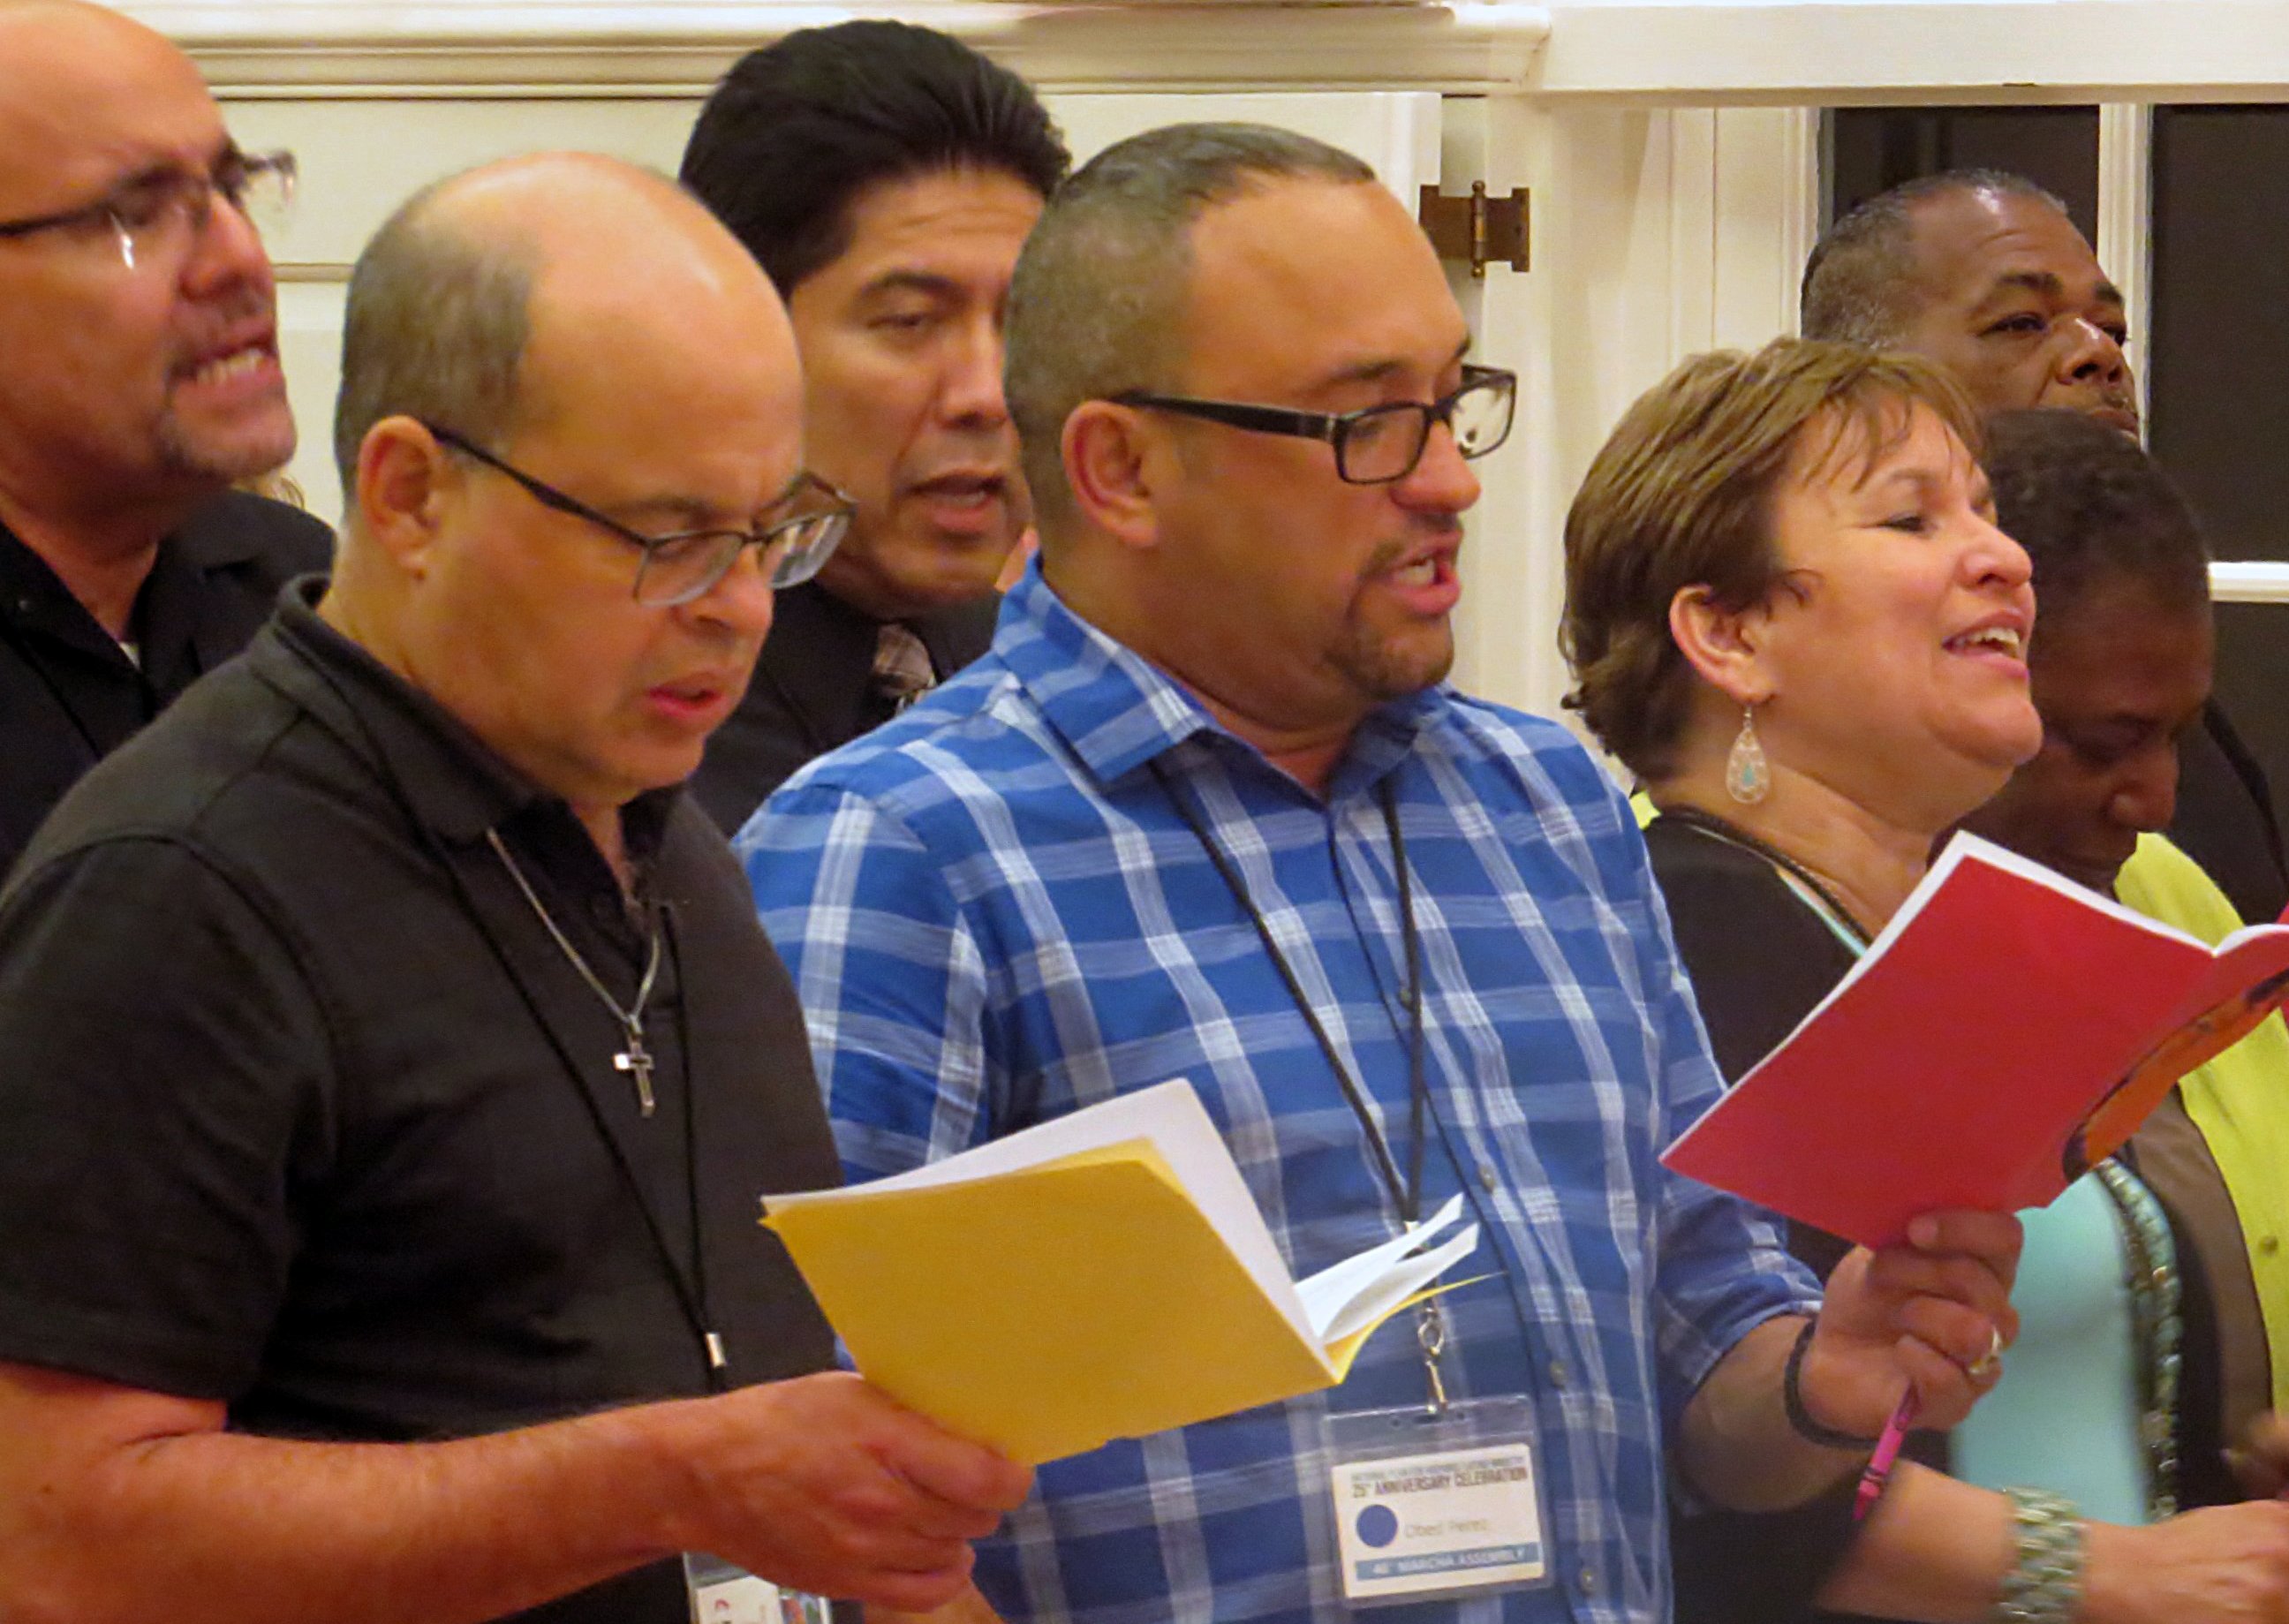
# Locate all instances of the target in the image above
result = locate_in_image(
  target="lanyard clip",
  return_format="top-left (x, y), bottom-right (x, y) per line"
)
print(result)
top-left (1416, 1300), bottom-right (1449, 1417)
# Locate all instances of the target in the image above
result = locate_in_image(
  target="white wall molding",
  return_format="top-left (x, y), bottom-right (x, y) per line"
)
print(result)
top-left (2210, 563), bottom-right (2289, 606)
top-left (2096, 103), bottom-right (2153, 421)
top-left (1530, 3), bottom-right (2289, 104)
top-left (140, 3), bottom-right (1549, 95)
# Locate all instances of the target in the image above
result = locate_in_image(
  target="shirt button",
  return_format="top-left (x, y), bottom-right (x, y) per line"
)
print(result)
top-left (1577, 1567), bottom-right (1599, 1597)
top-left (1548, 1359), bottom-right (1569, 1389)
top-left (2262, 1235), bottom-right (2281, 1257)
top-left (1478, 1162), bottom-right (1499, 1193)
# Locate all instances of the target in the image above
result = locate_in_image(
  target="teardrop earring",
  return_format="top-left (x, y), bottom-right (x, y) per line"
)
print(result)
top-left (1726, 705), bottom-right (1771, 805)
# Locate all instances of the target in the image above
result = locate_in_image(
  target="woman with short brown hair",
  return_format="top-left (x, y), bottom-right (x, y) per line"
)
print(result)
top-left (1566, 337), bottom-right (2289, 1624)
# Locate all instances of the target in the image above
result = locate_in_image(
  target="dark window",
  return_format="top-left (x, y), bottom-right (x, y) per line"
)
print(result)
top-left (1822, 105), bottom-right (2289, 873)
top-left (1824, 106), bottom-right (2100, 238)
top-left (2149, 108), bottom-right (2289, 563)
top-left (2149, 106), bottom-right (2289, 828)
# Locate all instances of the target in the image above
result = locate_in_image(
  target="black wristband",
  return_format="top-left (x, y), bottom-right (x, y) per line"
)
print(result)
top-left (1782, 1318), bottom-right (1881, 1450)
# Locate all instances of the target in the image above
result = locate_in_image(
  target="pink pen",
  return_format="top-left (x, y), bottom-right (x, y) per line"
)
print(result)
top-left (1853, 1391), bottom-right (1919, 1520)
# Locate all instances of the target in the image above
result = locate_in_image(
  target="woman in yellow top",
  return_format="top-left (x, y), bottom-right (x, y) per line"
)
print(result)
top-left (1961, 404), bottom-right (2289, 1497)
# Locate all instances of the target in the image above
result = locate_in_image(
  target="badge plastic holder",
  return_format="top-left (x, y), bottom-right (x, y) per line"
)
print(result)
top-left (683, 1553), bottom-right (832, 1624)
top-left (1324, 1393), bottom-right (1554, 1608)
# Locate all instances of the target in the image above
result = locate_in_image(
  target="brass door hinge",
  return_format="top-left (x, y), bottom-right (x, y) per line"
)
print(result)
top-left (1417, 182), bottom-right (1530, 278)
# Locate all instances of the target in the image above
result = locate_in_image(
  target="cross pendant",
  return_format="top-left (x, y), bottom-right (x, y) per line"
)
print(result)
top-left (615, 1041), bottom-right (657, 1117)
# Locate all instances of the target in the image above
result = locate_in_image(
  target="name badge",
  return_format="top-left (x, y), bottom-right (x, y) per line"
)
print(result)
top-left (1326, 1395), bottom-right (1550, 1606)
top-left (683, 1553), bottom-right (832, 1624)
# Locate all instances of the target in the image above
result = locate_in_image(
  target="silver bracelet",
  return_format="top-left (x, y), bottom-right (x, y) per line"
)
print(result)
top-left (1991, 1487), bottom-right (2084, 1624)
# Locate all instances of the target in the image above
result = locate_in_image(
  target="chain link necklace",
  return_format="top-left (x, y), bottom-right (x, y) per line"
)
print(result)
top-left (1655, 804), bottom-right (1874, 950)
top-left (486, 827), bottom-right (664, 1117)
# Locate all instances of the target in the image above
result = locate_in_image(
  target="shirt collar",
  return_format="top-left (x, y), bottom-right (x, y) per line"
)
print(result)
top-left (0, 512), bottom-right (131, 664)
top-left (261, 580), bottom-right (678, 857)
top-left (756, 580), bottom-right (880, 745)
top-left (995, 559), bottom-right (1445, 796)
top-left (0, 495), bottom-right (288, 677)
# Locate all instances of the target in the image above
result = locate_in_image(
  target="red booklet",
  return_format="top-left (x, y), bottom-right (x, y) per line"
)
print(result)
top-left (1661, 832), bottom-right (2289, 1248)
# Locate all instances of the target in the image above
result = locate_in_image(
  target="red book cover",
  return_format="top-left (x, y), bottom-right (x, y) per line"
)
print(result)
top-left (1661, 833), bottom-right (2289, 1248)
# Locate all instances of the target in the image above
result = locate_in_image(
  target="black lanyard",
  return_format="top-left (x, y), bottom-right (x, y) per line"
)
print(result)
top-left (291, 638), bottom-right (728, 1391)
top-left (448, 839), bottom-right (727, 1392)
top-left (1658, 804), bottom-right (1873, 950)
top-left (1152, 762), bottom-right (1428, 1225)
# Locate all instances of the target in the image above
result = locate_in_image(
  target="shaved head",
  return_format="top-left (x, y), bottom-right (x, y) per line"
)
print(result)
top-left (1802, 170), bottom-right (2135, 427)
top-left (335, 155), bottom-right (788, 490)
top-left (325, 152), bottom-right (807, 817)
top-left (0, 0), bottom-right (168, 59)
top-left (1801, 170), bottom-right (2068, 349)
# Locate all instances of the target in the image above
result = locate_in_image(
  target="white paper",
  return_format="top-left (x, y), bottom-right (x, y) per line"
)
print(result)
top-left (1294, 1194), bottom-right (1470, 1342)
top-left (1312, 1221), bottom-right (1481, 1348)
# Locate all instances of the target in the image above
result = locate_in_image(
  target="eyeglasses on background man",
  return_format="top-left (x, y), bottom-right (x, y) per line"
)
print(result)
top-left (0, 147), bottom-right (297, 273)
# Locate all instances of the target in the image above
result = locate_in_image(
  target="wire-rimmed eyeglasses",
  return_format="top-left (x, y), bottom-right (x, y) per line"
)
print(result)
top-left (0, 149), bottom-right (297, 274)
top-left (423, 424), bottom-right (853, 608)
top-left (1114, 364), bottom-right (1517, 485)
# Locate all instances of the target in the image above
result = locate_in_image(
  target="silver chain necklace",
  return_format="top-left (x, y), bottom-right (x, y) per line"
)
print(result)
top-left (487, 827), bottom-right (664, 1117)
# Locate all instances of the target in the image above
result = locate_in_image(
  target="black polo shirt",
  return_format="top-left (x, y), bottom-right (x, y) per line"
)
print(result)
top-left (0, 490), bottom-right (334, 878)
top-left (0, 585), bottom-right (840, 1622)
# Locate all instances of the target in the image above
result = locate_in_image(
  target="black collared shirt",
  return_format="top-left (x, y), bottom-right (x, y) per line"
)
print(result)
top-left (691, 578), bottom-right (1000, 834)
top-left (0, 585), bottom-right (839, 1622)
top-left (0, 490), bottom-right (333, 879)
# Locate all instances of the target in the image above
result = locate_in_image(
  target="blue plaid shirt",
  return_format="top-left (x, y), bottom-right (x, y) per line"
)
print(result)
top-left (740, 566), bottom-right (1818, 1624)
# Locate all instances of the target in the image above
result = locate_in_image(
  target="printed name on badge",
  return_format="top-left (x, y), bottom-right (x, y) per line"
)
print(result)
top-left (1331, 1440), bottom-right (1548, 1603)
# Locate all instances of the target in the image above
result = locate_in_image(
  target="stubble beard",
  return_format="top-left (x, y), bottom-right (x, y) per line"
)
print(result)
top-left (1332, 535), bottom-right (1458, 703)
top-left (152, 392), bottom-right (297, 491)
top-left (1332, 608), bottom-right (1455, 706)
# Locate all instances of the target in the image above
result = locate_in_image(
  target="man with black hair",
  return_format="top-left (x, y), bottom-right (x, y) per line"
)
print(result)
top-left (1802, 168), bottom-right (2289, 925)
top-left (680, 21), bottom-right (1069, 830)
top-left (0, 0), bottom-right (332, 877)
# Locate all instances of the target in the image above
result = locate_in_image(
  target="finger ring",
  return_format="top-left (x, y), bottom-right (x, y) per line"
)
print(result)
top-left (1968, 1326), bottom-right (2004, 1379)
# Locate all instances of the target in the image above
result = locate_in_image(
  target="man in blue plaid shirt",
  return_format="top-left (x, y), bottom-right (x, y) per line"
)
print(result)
top-left (741, 124), bottom-right (2021, 1624)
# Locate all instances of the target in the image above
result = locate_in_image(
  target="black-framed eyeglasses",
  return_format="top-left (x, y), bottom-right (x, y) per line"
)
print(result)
top-left (1114, 364), bottom-right (1516, 485)
top-left (423, 424), bottom-right (852, 607)
top-left (0, 148), bottom-right (296, 273)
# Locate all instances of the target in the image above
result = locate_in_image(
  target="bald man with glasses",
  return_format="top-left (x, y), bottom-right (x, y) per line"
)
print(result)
top-left (0, 149), bottom-right (1028, 1624)
top-left (0, 0), bottom-right (331, 877)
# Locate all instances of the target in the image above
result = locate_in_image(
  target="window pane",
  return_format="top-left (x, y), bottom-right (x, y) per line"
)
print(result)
top-left (2149, 106), bottom-right (2289, 842)
top-left (1824, 106), bottom-right (2100, 238)
top-left (2149, 107), bottom-right (2289, 563)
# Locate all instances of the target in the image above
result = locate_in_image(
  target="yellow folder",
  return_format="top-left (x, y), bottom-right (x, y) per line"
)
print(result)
top-left (762, 1081), bottom-right (1477, 1465)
